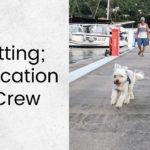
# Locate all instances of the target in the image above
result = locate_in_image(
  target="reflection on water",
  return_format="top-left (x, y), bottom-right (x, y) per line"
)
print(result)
top-left (69, 47), bottom-right (106, 64)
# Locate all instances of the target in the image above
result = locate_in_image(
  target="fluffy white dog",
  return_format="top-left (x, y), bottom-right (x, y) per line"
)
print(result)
top-left (111, 64), bottom-right (144, 108)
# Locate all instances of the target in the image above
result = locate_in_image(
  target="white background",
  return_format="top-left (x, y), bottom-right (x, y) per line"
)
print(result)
top-left (0, 0), bottom-right (68, 149)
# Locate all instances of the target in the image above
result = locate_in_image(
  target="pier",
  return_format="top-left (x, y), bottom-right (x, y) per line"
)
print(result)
top-left (70, 47), bottom-right (150, 150)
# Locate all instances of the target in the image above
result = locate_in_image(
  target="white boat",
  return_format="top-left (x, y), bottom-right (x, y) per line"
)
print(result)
top-left (69, 0), bottom-right (134, 48)
top-left (69, 24), bottom-right (128, 48)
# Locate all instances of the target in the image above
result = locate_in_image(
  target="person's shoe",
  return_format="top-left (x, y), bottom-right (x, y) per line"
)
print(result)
top-left (138, 51), bottom-right (142, 55)
top-left (141, 53), bottom-right (144, 57)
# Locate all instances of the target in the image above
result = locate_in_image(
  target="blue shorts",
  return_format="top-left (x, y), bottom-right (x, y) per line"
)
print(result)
top-left (138, 38), bottom-right (148, 46)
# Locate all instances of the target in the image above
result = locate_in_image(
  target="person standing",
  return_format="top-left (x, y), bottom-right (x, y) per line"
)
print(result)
top-left (136, 17), bottom-right (149, 56)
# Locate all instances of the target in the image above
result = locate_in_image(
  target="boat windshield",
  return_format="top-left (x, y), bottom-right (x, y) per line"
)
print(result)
top-left (70, 25), bottom-right (83, 33)
top-left (70, 24), bottom-right (110, 35)
top-left (89, 25), bottom-right (110, 35)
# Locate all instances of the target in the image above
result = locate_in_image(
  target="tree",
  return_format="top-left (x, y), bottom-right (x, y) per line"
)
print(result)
top-left (69, 0), bottom-right (150, 26)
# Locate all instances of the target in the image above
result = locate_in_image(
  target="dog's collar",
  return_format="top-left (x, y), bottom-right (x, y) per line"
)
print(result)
top-left (127, 75), bottom-right (131, 84)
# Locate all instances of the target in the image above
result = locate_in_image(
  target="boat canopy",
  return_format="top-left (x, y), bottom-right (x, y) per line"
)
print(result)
top-left (69, 17), bottom-right (112, 24)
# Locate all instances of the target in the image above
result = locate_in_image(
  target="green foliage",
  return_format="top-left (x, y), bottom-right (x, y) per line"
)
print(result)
top-left (69, 0), bottom-right (150, 26)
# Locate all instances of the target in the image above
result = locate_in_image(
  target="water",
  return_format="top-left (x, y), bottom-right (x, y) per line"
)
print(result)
top-left (69, 47), bottom-right (107, 64)
top-left (69, 46), bottom-right (129, 64)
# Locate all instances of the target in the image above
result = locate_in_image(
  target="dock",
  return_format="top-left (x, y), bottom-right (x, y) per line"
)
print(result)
top-left (70, 47), bottom-right (150, 150)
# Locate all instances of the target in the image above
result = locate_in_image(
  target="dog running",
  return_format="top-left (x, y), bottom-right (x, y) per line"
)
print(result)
top-left (111, 64), bottom-right (144, 108)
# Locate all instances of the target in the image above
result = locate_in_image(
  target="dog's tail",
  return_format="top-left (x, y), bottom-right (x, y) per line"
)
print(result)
top-left (135, 72), bottom-right (144, 80)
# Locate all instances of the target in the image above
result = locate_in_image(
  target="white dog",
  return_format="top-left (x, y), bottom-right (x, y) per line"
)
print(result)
top-left (111, 64), bottom-right (144, 108)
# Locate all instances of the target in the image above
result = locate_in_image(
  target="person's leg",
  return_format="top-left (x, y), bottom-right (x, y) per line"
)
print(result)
top-left (142, 46), bottom-right (146, 54)
top-left (141, 38), bottom-right (147, 56)
top-left (138, 46), bottom-right (142, 54)
top-left (137, 38), bottom-right (142, 55)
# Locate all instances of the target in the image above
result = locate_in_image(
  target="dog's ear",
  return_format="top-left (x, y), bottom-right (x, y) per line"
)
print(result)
top-left (122, 66), bottom-right (128, 70)
top-left (114, 64), bottom-right (121, 69)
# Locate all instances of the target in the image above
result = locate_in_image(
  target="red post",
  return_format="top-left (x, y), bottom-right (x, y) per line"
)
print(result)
top-left (112, 29), bottom-right (120, 56)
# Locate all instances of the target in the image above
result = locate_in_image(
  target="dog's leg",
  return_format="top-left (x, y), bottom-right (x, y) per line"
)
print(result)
top-left (124, 94), bottom-right (130, 104)
top-left (111, 90), bottom-right (118, 105)
top-left (116, 92), bottom-right (126, 108)
top-left (129, 84), bottom-right (134, 100)
top-left (124, 88), bottom-right (130, 104)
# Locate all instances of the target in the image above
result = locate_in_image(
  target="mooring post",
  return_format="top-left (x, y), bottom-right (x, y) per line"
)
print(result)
top-left (112, 29), bottom-right (120, 56)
